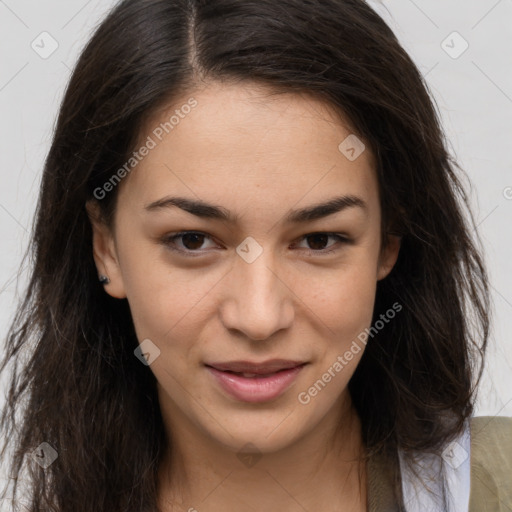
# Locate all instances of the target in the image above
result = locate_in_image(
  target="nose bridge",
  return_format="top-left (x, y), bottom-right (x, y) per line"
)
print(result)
top-left (221, 237), bottom-right (293, 340)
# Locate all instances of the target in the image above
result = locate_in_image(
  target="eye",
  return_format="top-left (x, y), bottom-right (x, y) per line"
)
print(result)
top-left (293, 232), bottom-right (349, 256)
top-left (160, 231), bottom-right (350, 257)
top-left (161, 231), bottom-right (219, 256)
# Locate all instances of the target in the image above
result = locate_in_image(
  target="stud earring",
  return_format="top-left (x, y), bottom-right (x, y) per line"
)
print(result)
top-left (98, 274), bottom-right (110, 285)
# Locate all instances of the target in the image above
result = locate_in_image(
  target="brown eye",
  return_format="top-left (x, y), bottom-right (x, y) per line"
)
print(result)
top-left (180, 233), bottom-right (206, 250)
top-left (294, 232), bottom-right (350, 256)
top-left (161, 231), bottom-right (218, 255)
top-left (304, 233), bottom-right (330, 250)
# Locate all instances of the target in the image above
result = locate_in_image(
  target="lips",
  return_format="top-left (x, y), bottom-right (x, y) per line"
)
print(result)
top-left (205, 359), bottom-right (307, 403)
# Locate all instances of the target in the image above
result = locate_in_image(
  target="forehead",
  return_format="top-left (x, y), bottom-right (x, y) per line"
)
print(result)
top-left (117, 81), bottom-right (378, 219)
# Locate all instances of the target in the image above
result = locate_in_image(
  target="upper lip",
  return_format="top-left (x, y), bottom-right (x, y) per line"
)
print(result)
top-left (205, 359), bottom-right (306, 374)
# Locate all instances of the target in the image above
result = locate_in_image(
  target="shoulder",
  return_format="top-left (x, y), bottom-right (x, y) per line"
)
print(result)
top-left (469, 415), bottom-right (512, 511)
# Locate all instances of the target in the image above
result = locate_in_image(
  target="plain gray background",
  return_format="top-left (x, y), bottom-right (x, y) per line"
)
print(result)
top-left (0, 0), bottom-right (511, 437)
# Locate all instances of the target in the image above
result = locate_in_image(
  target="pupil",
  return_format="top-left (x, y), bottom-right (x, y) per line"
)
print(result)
top-left (182, 233), bottom-right (204, 250)
top-left (307, 234), bottom-right (328, 250)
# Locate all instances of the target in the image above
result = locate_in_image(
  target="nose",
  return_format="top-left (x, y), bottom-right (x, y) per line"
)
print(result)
top-left (219, 245), bottom-right (294, 341)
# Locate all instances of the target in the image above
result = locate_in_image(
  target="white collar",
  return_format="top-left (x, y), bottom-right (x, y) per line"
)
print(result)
top-left (398, 419), bottom-right (471, 511)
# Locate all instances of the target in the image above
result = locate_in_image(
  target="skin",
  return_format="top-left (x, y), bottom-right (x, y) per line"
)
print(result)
top-left (87, 81), bottom-right (400, 511)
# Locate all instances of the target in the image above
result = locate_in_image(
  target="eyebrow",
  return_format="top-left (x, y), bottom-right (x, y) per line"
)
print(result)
top-left (144, 195), bottom-right (366, 224)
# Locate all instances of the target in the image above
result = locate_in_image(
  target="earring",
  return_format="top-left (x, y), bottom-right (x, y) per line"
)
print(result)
top-left (98, 274), bottom-right (110, 285)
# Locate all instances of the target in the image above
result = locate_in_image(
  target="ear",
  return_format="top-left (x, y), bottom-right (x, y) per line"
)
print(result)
top-left (86, 201), bottom-right (127, 299)
top-left (377, 233), bottom-right (401, 281)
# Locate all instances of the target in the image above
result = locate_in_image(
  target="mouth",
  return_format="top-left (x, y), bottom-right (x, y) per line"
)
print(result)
top-left (205, 360), bottom-right (308, 403)
top-left (205, 359), bottom-right (306, 374)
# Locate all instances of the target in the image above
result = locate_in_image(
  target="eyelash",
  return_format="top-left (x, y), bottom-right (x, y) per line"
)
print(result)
top-left (160, 231), bottom-right (350, 257)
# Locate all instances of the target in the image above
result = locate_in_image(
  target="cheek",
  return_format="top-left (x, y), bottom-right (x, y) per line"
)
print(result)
top-left (293, 264), bottom-right (377, 407)
top-left (118, 244), bottom-right (216, 344)
top-left (296, 260), bottom-right (378, 343)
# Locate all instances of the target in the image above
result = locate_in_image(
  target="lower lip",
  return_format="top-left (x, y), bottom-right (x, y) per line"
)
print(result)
top-left (206, 365), bottom-right (306, 403)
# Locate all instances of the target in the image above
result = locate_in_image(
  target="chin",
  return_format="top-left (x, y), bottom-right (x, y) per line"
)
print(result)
top-left (200, 408), bottom-right (310, 455)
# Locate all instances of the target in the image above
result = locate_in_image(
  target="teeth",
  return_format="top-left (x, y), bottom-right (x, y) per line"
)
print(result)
top-left (240, 371), bottom-right (278, 378)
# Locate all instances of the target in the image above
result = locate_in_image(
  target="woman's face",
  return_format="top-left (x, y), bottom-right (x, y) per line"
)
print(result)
top-left (89, 81), bottom-right (400, 453)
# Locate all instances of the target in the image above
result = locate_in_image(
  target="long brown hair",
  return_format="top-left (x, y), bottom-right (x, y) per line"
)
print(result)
top-left (0, 0), bottom-right (489, 510)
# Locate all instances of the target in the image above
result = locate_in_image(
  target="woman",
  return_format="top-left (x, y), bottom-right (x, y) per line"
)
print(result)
top-left (1, 0), bottom-right (510, 510)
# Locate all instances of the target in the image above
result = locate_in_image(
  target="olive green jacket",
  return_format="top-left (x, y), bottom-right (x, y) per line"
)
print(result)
top-left (367, 416), bottom-right (512, 511)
